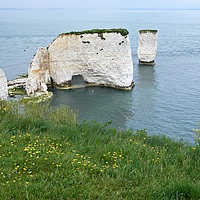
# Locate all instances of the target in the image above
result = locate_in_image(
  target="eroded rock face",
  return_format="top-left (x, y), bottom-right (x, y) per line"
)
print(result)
top-left (48, 33), bottom-right (133, 88)
top-left (137, 30), bottom-right (158, 65)
top-left (27, 30), bottom-right (134, 95)
top-left (0, 68), bottom-right (8, 100)
top-left (26, 47), bottom-right (50, 95)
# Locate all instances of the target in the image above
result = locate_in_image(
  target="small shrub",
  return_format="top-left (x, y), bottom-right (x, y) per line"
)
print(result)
top-left (193, 127), bottom-right (200, 146)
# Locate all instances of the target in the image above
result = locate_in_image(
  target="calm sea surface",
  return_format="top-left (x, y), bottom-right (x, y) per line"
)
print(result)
top-left (0, 9), bottom-right (200, 143)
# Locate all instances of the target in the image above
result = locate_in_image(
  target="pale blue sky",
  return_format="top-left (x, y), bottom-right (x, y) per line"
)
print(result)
top-left (1, 0), bottom-right (200, 9)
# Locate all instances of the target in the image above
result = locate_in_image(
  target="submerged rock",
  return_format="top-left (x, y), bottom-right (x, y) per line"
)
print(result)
top-left (27, 29), bottom-right (134, 95)
top-left (137, 30), bottom-right (158, 65)
top-left (8, 78), bottom-right (27, 97)
top-left (0, 68), bottom-right (8, 100)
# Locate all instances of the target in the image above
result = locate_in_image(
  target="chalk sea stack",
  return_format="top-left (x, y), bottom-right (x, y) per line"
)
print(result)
top-left (0, 68), bottom-right (8, 100)
top-left (137, 30), bottom-right (158, 66)
top-left (26, 29), bottom-right (134, 95)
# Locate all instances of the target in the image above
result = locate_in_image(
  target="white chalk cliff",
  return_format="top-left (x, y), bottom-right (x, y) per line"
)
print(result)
top-left (26, 47), bottom-right (50, 95)
top-left (27, 29), bottom-right (134, 95)
top-left (0, 68), bottom-right (8, 100)
top-left (137, 30), bottom-right (158, 65)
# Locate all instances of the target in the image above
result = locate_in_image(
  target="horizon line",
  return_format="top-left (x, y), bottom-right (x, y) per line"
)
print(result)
top-left (0, 8), bottom-right (200, 10)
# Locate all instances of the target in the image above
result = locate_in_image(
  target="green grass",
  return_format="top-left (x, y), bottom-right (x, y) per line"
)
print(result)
top-left (58, 28), bottom-right (129, 37)
top-left (139, 30), bottom-right (158, 34)
top-left (0, 100), bottom-right (200, 199)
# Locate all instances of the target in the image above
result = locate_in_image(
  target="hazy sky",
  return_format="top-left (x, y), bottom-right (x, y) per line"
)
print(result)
top-left (1, 0), bottom-right (200, 9)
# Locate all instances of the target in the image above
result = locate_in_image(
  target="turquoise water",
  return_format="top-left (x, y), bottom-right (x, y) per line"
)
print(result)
top-left (0, 9), bottom-right (200, 143)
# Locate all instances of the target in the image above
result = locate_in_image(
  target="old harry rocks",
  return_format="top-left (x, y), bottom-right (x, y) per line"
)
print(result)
top-left (137, 30), bottom-right (158, 65)
top-left (27, 29), bottom-right (134, 95)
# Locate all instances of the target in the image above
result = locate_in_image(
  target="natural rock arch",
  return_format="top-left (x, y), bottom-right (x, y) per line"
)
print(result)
top-left (27, 29), bottom-right (134, 96)
top-left (71, 75), bottom-right (86, 86)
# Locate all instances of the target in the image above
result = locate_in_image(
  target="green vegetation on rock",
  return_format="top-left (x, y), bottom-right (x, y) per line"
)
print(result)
top-left (139, 29), bottom-right (158, 34)
top-left (16, 74), bottom-right (28, 79)
top-left (8, 86), bottom-right (27, 97)
top-left (0, 100), bottom-right (200, 199)
top-left (139, 61), bottom-right (155, 66)
top-left (59, 28), bottom-right (129, 37)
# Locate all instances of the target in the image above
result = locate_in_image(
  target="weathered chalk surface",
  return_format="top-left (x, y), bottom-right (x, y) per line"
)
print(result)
top-left (8, 78), bottom-right (27, 89)
top-left (27, 29), bottom-right (134, 95)
top-left (137, 30), bottom-right (158, 65)
top-left (0, 68), bottom-right (8, 100)
top-left (26, 47), bottom-right (50, 95)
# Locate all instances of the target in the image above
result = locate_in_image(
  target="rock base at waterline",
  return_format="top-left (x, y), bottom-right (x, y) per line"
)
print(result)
top-left (138, 60), bottom-right (155, 66)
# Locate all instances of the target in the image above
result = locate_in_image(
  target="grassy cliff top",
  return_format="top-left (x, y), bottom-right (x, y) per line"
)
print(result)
top-left (58, 28), bottom-right (129, 37)
top-left (1, 100), bottom-right (200, 199)
top-left (139, 29), bottom-right (158, 34)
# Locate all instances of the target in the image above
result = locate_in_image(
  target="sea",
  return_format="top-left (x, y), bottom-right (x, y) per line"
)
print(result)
top-left (0, 9), bottom-right (200, 143)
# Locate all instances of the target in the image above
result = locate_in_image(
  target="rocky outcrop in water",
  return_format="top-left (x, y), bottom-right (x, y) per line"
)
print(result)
top-left (0, 68), bottom-right (8, 100)
top-left (137, 30), bottom-right (158, 65)
top-left (8, 78), bottom-right (27, 89)
top-left (27, 29), bottom-right (134, 95)
top-left (26, 47), bottom-right (50, 95)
